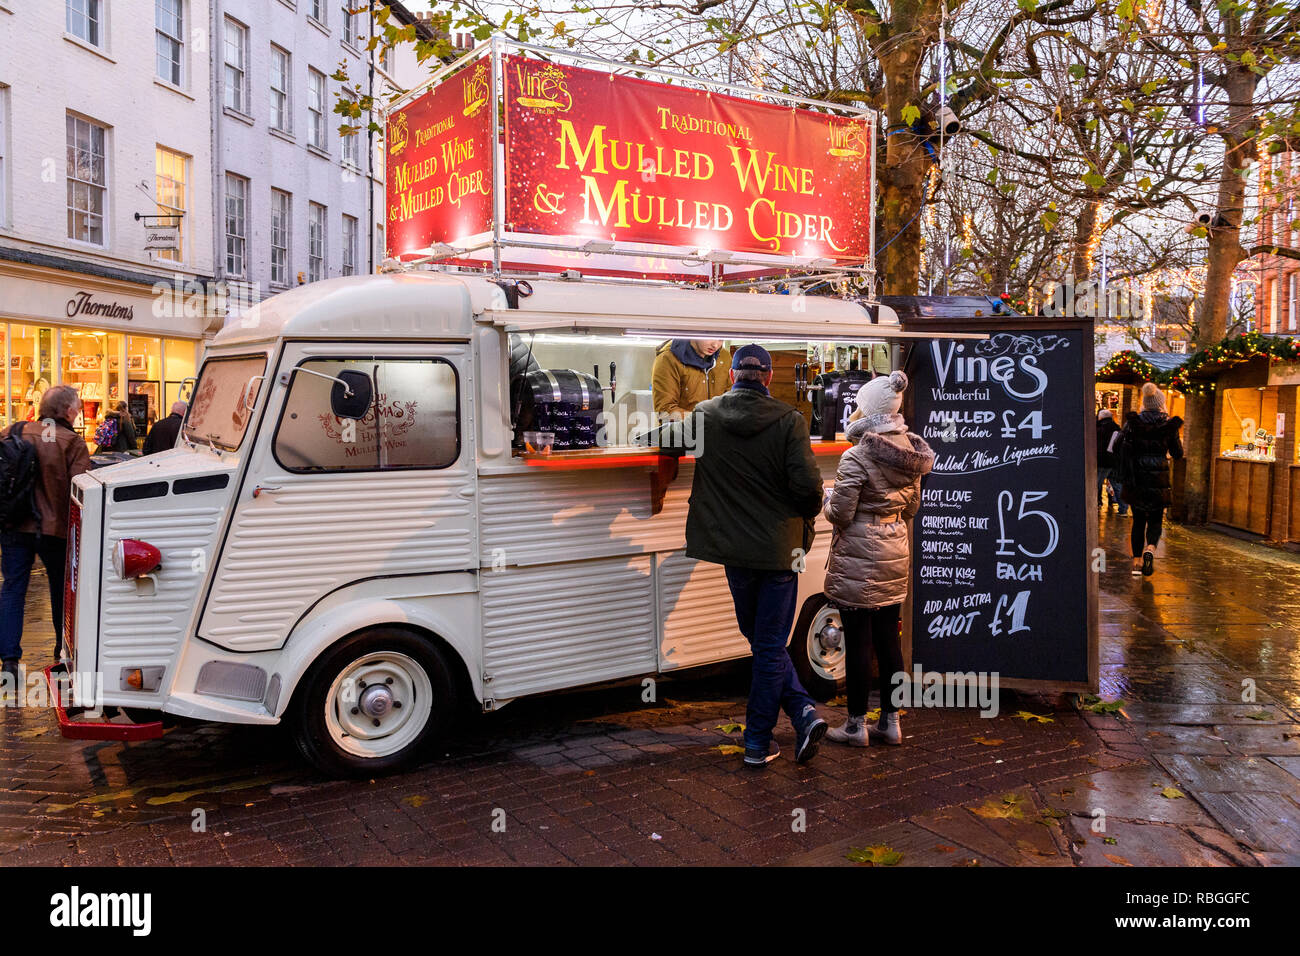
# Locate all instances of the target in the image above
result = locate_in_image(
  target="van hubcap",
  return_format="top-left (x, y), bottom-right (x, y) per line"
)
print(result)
top-left (807, 605), bottom-right (846, 683)
top-left (325, 652), bottom-right (433, 759)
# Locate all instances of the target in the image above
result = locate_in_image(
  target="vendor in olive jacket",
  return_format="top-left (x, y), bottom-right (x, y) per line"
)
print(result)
top-left (644, 344), bottom-right (828, 770)
top-left (651, 339), bottom-right (730, 419)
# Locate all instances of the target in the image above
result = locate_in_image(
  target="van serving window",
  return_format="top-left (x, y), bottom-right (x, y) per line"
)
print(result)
top-left (273, 357), bottom-right (460, 472)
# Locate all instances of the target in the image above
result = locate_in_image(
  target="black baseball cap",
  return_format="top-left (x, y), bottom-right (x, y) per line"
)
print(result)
top-left (731, 344), bottom-right (772, 372)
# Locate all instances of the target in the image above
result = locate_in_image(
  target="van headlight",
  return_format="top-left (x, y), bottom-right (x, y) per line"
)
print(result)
top-left (112, 539), bottom-right (162, 579)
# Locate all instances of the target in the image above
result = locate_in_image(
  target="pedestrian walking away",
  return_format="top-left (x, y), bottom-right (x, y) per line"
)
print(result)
top-left (142, 400), bottom-right (187, 455)
top-left (822, 371), bottom-right (934, 747)
top-left (1119, 382), bottom-right (1183, 577)
top-left (0, 385), bottom-right (91, 691)
top-left (1096, 408), bottom-right (1127, 514)
top-left (647, 343), bottom-right (828, 768)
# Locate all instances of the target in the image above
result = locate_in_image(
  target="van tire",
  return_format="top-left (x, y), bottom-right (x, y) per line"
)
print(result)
top-left (290, 628), bottom-right (457, 777)
top-left (789, 594), bottom-right (846, 703)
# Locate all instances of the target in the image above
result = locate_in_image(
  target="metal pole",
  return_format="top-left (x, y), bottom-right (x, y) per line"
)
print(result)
top-left (491, 35), bottom-right (503, 279)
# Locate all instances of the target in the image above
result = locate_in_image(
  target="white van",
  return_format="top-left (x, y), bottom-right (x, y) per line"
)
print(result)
top-left (54, 272), bottom-right (922, 775)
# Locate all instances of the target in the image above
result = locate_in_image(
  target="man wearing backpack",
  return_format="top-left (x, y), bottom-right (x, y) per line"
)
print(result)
top-left (0, 384), bottom-right (90, 692)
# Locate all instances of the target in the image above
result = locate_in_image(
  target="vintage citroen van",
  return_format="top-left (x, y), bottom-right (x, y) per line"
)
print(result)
top-left (54, 272), bottom-right (914, 775)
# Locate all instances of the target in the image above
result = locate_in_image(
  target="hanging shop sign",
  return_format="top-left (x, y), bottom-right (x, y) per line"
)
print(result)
top-left (385, 59), bottom-right (494, 258)
top-left (142, 225), bottom-right (180, 253)
top-left (502, 55), bottom-right (873, 262)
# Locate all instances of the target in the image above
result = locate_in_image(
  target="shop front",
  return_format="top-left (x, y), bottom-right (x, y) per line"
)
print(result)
top-left (1208, 355), bottom-right (1300, 542)
top-left (0, 256), bottom-right (217, 446)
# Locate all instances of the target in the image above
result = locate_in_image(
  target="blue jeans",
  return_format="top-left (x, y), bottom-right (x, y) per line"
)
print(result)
top-left (724, 566), bottom-right (816, 753)
top-left (1098, 467), bottom-right (1128, 514)
top-left (0, 532), bottom-right (67, 662)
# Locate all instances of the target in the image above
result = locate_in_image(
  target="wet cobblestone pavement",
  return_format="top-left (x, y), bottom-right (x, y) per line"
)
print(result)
top-left (2, 512), bottom-right (1298, 866)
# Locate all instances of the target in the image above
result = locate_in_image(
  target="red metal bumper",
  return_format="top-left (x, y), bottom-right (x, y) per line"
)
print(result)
top-left (44, 664), bottom-right (165, 742)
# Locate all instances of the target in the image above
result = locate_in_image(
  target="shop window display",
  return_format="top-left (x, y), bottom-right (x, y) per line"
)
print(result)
top-left (163, 337), bottom-right (197, 409)
top-left (61, 329), bottom-right (123, 441)
top-left (8, 324), bottom-right (56, 427)
top-left (128, 335), bottom-right (162, 436)
top-left (1220, 386), bottom-right (1280, 462)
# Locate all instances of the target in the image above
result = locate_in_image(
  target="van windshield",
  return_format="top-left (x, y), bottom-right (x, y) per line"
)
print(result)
top-left (183, 355), bottom-right (267, 451)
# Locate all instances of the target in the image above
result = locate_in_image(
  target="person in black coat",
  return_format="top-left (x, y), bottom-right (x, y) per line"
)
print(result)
top-left (142, 401), bottom-right (187, 455)
top-left (1119, 383), bottom-right (1183, 577)
top-left (1096, 409), bottom-right (1127, 514)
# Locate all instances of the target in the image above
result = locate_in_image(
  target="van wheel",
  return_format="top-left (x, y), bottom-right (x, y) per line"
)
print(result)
top-left (789, 594), bottom-right (846, 702)
top-left (291, 628), bottom-right (457, 777)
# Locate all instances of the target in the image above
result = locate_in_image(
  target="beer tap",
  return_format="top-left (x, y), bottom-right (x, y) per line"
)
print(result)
top-left (593, 362), bottom-right (617, 398)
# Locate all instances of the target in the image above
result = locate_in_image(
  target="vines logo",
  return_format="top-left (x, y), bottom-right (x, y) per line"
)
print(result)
top-left (462, 62), bottom-right (489, 118)
top-left (514, 62), bottom-right (572, 114)
top-left (827, 121), bottom-right (868, 160)
top-left (388, 112), bottom-right (409, 155)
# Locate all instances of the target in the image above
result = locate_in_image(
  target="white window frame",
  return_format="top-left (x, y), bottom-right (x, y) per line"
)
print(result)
top-left (309, 0), bottom-right (326, 26)
top-left (225, 173), bottom-right (248, 278)
top-left (155, 0), bottom-right (184, 86)
top-left (341, 5), bottom-right (356, 47)
top-left (341, 91), bottom-right (360, 168)
top-left (223, 17), bottom-right (248, 114)
top-left (1290, 273), bottom-right (1298, 333)
top-left (66, 0), bottom-right (102, 47)
top-left (155, 145), bottom-right (187, 263)
top-left (0, 85), bottom-right (8, 229)
top-left (1269, 277), bottom-right (1280, 333)
top-left (66, 113), bottom-right (107, 246)
top-left (308, 69), bottom-right (327, 151)
top-left (342, 214), bottom-right (357, 276)
top-left (270, 45), bottom-right (292, 134)
top-left (271, 190), bottom-right (291, 287)
top-left (308, 202), bottom-right (326, 282)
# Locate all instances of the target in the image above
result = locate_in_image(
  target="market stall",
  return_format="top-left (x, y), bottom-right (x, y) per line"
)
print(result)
top-left (1165, 334), bottom-right (1300, 542)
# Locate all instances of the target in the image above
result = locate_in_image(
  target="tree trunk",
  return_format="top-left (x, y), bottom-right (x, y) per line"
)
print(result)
top-left (1071, 199), bottom-right (1100, 282)
top-left (862, 1), bottom-right (943, 296)
top-left (1183, 67), bottom-right (1257, 525)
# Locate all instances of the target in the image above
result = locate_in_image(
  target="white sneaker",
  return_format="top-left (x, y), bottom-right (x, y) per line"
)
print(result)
top-left (826, 716), bottom-right (869, 747)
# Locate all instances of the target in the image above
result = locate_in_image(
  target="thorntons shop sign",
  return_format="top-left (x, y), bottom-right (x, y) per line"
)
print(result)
top-left (66, 291), bottom-right (134, 321)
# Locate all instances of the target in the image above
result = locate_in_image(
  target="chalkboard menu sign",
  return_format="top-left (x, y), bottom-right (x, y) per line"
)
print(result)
top-left (906, 328), bottom-right (1093, 688)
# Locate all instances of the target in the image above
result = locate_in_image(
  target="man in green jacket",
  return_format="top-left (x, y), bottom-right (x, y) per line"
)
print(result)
top-left (652, 344), bottom-right (828, 768)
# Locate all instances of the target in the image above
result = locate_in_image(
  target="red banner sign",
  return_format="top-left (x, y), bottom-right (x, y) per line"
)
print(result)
top-left (503, 55), bottom-right (872, 262)
top-left (385, 60), bottom-right (493, 258)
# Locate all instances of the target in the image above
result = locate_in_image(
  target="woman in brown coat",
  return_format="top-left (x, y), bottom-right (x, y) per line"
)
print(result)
top-left (822, 371), bottom-right (934, 747)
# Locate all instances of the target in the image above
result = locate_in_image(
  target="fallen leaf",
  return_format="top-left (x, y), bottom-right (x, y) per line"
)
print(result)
top-left (717, 744), bottom-right (745, 755)
top-left (1103, 852), bottom-right (1133, 866)
top-left (1103, 836), bottom-right (1118, 845)
top-left (972, 795), bottom-right (1025, 820)
top-left (1160, 787), bottom-right (1185, 799)
top-left (401, 795), bottom-right (427, 808)
top-left (1039, 807), bottom-right (1068, 820)
top-left (845, 844), bottom-right (903, 866)
top-left (1015, 711), bottom-right (1055, 723)
top-left (1086, 698), bottom-right (1125, 714)
top-left (715, 722), bottom-right (744, 734)
top-left (973, 736), bottom-right (1004, 746)
top-left (1244, 711), bottom-right (1274, 721)
top-left (935, 844), bottom-right (956, 852)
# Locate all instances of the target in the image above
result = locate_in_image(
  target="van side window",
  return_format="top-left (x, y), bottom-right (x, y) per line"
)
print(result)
top-left (274, 358), bottom-right (460, 471)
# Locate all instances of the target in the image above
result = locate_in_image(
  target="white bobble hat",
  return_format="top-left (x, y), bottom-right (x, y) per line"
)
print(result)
top-left (857, 370), bottom-right (908, 418)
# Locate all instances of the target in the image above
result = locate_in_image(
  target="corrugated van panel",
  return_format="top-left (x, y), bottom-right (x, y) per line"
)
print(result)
top-left (481, 556), bottom-right (655, 698)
